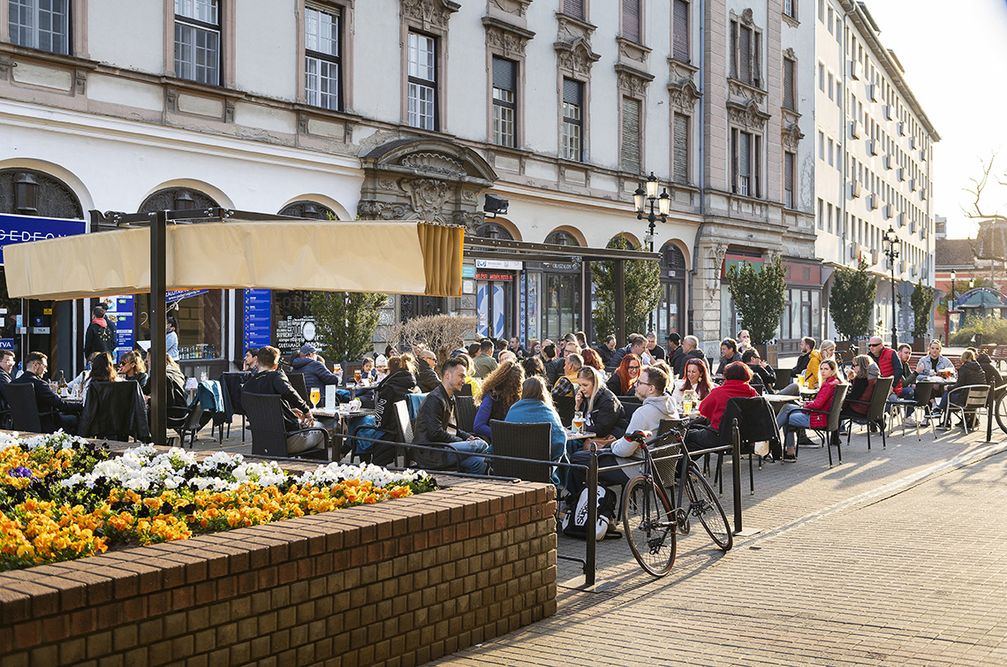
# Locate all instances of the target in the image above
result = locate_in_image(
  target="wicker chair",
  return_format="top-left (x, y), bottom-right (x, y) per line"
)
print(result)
top-left (488, 420), bottom-right (552, 483)
top-left (241, 392), bottom-right (329, 459)
top-left (786, 384), bottom-right (849, 467)
top-left (0, 383), bottom-right (43, 433)
top-left (841, 376), bottom-right (894, 451)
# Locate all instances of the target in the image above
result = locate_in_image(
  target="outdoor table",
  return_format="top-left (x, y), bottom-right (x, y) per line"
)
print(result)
top-left (564, 430), bottom-right (596, 441)
top-left (763, 394), bottom-right (800, 414)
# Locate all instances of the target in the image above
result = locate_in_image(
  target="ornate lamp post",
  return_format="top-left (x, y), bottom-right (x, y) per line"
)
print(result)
top-left (633, 172), bottom-right (671, 252)
top-left (947, 269), bottom-right (956, 341)
top-left (884, 226), bottom-right (900, 347)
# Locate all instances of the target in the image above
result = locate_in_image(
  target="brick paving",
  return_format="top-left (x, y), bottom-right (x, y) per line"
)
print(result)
top-left (434, 423), bottom-right (1007, 666)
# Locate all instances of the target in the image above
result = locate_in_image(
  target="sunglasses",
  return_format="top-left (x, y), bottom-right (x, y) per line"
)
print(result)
top-left (869, 343), bottom-right (882, 347)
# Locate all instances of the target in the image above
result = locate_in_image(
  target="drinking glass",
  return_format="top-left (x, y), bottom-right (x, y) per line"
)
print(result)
top-left (310, 388), bottom-right (321, 409)
top-left (572, 411), bottom-right (585, 434)
top-left (353, 369), bottom-right (362, 384)
top-left (682, 400), bottom-right (693, 415)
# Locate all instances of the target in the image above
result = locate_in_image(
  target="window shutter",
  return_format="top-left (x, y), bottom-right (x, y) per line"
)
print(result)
top-left (754, 31), bottom-right (762, 86)
top-left (673, 0), bottom-right (690, 61)
top-left (621, 97), bottom-right (642, 173)
top-left (492, 56), bottom-right (516, 92)
top-left (730, 21), bottom-right (738, 78)
top-left (563, 78), bottom-right (583, 105)
top-left (622, 0), bottom-right (641, 43)
top-left (783, 58), bottom-right (795, 110)
top-left (563, 0), bottom-right (585, 19)
top-left (673, 113), bottom-right (689, 184)
top-left (731, 129), bottom-right (739, 192)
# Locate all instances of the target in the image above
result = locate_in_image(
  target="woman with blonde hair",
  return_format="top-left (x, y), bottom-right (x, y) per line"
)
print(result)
top-left (473, 360), bottom-right (524, 442)
top-left (575, 366), bottom-right (625, 441)
top-left (118, 350), bottom-right (148, 390)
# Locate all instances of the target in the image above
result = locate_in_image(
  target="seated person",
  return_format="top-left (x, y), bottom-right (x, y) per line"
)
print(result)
top-left (551, 353), bottom-right (583, 400)
top-left (842, 354), bottom-right (879, 417)
top-left (575, 366), bottom-right (625, 444)
top-left (242, 348), bottom-right (259, 373)
top-left (777, 359), bottom-right (845, 459)
top-left (606, 354), bottom-right (640, 396)
top-left (780, 337), bottom-right (821, 395)
top-left (936, 348), bottom-right (987, 415)
top-left (142, 350), bottom-right (189, 410)
top-left (715, 337), bottom-right (743, 375)
top-left (684, 361), bottom-right (758, 452)
top-left (291, 344), bottom-right (342, 405)
top-left (473, 361), bottom-right (524, 442)
top-left (413, 358), bottom-right (489, 474)
top-left (506, 376), bottom-right (567, 490)
top-left (895, 343), bottom-right (916, 398)
top-left (82, 353), bottom-right (121, 406)
top-left (0, 349), bottom-right (14, 385)
top-left (978, 352), bottom-right (1005, 392)
top-left (915, 339), bottom-right (954, 379)
top-left (11, 351), bottom-right (82, 433)
top-left (671, 358), bottom-right (714, 407)
top-left (742, 348), bottom-right (776, 393)
top-left (368, 355), bottom-right (418, 466)
top-left (117, 350), bottom-right (149, 391)
top-left (242, 346), bottom-right (327, 454)
top-left (567, 367), bottom-right (677, 525)
top-left (413, 347), bottom-right (441, 393)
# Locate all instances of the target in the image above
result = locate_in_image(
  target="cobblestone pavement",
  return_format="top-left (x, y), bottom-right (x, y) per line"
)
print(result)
top-left (436, 424), bottom-right (1007, 666)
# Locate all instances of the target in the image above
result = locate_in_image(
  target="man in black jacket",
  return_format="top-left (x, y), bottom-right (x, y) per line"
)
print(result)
top-left (644, 332), bottom-right (666, 362)
top-left (610, 333), bottom-right (647, 369)
top-left (413, 347), bottom-right (441, 392)
top-left (0, 350), bottom-right (13, 385)
top-left (742, 348), bottom-right (776, 393)
top-left (413, 357), bottom-right (488, 474)
top-left (12, 351), bottom-right (81, 433)
top-left (243, 346), bottom-right (326, 454)
top-left (666, 334), bottom-right (684, 376)
top-left (675, 335), bottom-right (706, 377)
top-left (290, 344), bottom-right (342, 406)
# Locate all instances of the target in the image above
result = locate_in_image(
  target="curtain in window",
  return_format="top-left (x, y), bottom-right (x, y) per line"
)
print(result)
top-left (622, 0), bottom-right (641, 43)
top-left (673, 0), bottom-right (690, 61)
top-left (673, 113), bottom-right (689, 184)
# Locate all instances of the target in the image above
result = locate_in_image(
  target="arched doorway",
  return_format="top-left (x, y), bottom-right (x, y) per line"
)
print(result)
top-left (0, 168), bottom-right (85, 375)
top-left (279, 200), bottom-right (338, 220)
top-left (656, 242), bottom-right (687, 338)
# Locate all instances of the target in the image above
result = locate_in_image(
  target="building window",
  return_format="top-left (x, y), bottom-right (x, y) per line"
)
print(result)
top-left (817, 197), bottom-right (824, 230)
top-left (673, 112), bottom-right (690, 184)
top-left (562, 0), bottom-right (585, 20)
top-left (561, 78), bottom-right (584, 162)
top-left (784, 0), bottom-right (796, 19)
top-left (304, 5), bottom-right (341, 110)
top-left (730, 19), bottom-right (760, 87)
top-left (407, 31), bottom-right (438, 131)
top-left (783, 57), bottom-right (796, 111)
top-left (492, 56), bottom-right (517, 148)
top-left (620, 96), bottom-right (642, 174)
top-left (9, 0), bottom-right (69, 54)
top-left (174, 0), bottom-right (221, 85)
top-left (731, 128), bottom-right (761, 198)
top-left (621, 0), bottom-right (641, 43)
top-left (672, 0), bottom-right (689, 62)
top-left (784, 151), bottom-right (795, 208)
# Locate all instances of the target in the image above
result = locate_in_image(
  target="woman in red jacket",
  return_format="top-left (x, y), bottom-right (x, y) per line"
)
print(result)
top-left (684, 362), bottom-right (758, 452)
top-left (776, 359), bottom-right (845, 459)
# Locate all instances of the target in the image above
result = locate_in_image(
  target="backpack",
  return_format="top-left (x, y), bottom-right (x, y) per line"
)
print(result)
top-left (562, 485), bottom-right (616, 540)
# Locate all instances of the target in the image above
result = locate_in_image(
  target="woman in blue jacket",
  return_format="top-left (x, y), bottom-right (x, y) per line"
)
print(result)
top-left (505, 376), bottom-right (567, 490)
top-left (473, 360), bottom-right (524, 442)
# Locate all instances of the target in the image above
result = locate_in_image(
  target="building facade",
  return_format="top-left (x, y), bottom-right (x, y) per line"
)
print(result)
top-left (814, 0), bottom-right (938, 344)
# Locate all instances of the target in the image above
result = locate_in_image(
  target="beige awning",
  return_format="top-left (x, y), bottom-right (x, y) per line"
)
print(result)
top-left (3, 219), bottom-right (464, 300)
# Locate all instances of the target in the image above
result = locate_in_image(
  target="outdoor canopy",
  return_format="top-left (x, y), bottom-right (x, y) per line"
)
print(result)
top-left (3, 219), bottom-right (464, 300)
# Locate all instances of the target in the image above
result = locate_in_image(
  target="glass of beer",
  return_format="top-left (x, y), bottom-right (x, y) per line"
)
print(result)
top-left (682, 399), bottom-right (693, 415)
top-left (309, 387), bottom-right (321, 409)
top-left (353, 369), bottom-right (362, 385)
top-left (572, 411), bottom-right (585, 434)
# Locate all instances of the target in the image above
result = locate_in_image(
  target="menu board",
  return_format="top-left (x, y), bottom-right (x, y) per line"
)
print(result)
top-left (275, 316), bottom-right (317, 359)
top-left (104, 296), bottom-right (134, 360)
top-left (243, 289), bottom-right (272, 352)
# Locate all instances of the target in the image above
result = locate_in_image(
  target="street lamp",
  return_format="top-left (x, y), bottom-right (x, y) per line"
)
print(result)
top-left (884, 226), bottom-right (900, 347)
top-left (634, 172), bottom-right (671, 252)
top-left (947, 269), bottom-right (956, 341)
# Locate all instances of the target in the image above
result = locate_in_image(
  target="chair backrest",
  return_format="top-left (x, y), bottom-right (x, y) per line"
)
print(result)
top-left (553, 394), bottom-right (575, 427)
top-left (865, 376), bottom-right (895, 420)
top-left (240, 392), bottom-right (290, 458)
top-left (826, 384), bottom-right (850, 430)
top-left (1, 383), bottom-right (42, 432)
top-left (287, 373), bottom-right (309, 403)
top-left (725, 396), bottom-right (780, 445)
top-left (951, 384), bottom-right (990, 411)
top-left (455, 395), bottom-right (476, 434)
top-left (79, 381), bottom-right (149, 441)
top-left (220, 372), bottom-right (248, 418)
top-left (393, 400), bottom-right (413, 444)
top-left (458, 382), bottom-right (473, 397)
top-left (407, 392), bottom-right (428, 421)
top-left (489, 420), bottom-right (552, 483)
top-left (621, 401), bottom-right (642, 421)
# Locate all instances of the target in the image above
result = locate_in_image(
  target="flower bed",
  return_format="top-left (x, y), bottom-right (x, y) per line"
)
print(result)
top-left (0, 431), bottom-right (434, 571)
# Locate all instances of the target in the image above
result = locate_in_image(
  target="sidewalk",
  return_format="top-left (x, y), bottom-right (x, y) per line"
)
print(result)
top-left (435, 423), bottom-right (1007, 666)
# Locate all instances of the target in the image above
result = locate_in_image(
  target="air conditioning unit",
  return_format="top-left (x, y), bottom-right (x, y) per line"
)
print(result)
top-left (899, 260), bottom-right (906, 274)
top-left (897, 167), bottom-right (905, 182)
top-left (884, 203), bottom-right (894, 219)
top-left (910, 264), bottom-right (918, 277)
top-left (850, 120), bottom-right (863, 139)
top-left (868, 83), bottom-right (878, 101)
top-left (848, 242), bottom-right (858, 260)
top-left (909, 136), bottom-right (918, 149)
top-left (885, 104), bottom-right (894, 120)
top-left (850, 60), bottom-right (861, 80)
top-left (884, 154), bottom-right (893, 170)
top-left (920, 148), bottom-right (927, 161)
top-left (850, 181), bottom-right (863, 198)
top-left (909, 177), bottom-right (917, 192)
top-left (896, 212), bottom-right (905, 227)
top-left (868, 193), bottom-right (879, 210)
top-left (897, 121), bottom-right (906, 136)
top-left (871, 249), bottom-right (880, 265)
top-left (921, 187), bottom-right (927, 201)
top-left (868, 139), bottom-right (879, 156)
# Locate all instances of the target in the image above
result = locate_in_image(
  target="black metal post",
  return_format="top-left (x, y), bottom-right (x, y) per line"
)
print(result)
top-left (584, 444), bottom-right (598, 588)
top-left (614, 260), bottom-right (626, 346)
top-left (731, 420), bottom-right (743, 535)
top-left (890, 262), bottom-right (898, 348)
top-left (150, 210), bottom-right (168, 445)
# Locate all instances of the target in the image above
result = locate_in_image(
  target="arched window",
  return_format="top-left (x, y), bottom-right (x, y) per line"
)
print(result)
top-left (138, 187), bottom-right (218, 213)
top-left (545, 230), bottom-right (580, 246)
top-left (661, 243), bottom-right (687, 273)
top-left (279, 201), bottom-right (338, 220)
top-left (0, 169), bottom-right (83, 218)
top-left (474, 222), bottom-right (513, 240)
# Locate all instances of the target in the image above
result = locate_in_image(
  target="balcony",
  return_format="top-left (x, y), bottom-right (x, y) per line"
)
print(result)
top-left (850, 181), bottom-right (862, 198)
top-left (850, 120), bottom-right (863, 139)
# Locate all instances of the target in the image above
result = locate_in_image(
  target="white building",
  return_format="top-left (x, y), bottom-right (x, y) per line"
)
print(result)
top-left (814, 0), bottom-right (938, 343)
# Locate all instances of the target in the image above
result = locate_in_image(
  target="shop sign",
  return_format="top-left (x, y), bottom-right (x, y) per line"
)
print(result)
top-left (475, 272), bottom-right (513, 282)
top-left (475, 259), bottom-right (522, 271)
top-left (0, 339), bottom-right (14, 350)
top-left (166, 290), bottom-right (209, 304)
top-left (541, 262), bottom-right (580, 273)
top-left (462, 280), bottom-right (474, 295)
top-left (462, 265), bottom-right (476, 279)
top-left (0, 213), bottom-right (86, 264)
top-left (104, 295), bottom-right (135, 358)
top-left (275, 315), bottom-right (317, 358)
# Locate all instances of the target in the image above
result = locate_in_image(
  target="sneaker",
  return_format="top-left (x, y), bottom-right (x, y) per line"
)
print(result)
top-left (903, 415), bottom-right (918, 427)
top-left (605, 524), bottom-right (623, 539)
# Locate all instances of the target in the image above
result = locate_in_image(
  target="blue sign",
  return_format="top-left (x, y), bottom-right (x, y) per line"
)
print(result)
top-left (0, 339), bottom-right (14, 351)
top-left (462, 265), bottom-right (476, 279)
top-left (166, 289), bottom-right (209, 304)
top-left (243, 289), bottom-right (272, 350)
top-left (105, 295), bottom-right (134, 359)
top-left (0, 213), bottom-right (86, 264)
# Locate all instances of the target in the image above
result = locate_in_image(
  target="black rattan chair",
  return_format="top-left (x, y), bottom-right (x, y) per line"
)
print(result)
top-left (455, 395), bottom-right (476, 434)
top-left (488, 420), bottom-right (552, 483)
top-left (0, 383), bottom-right (42, 433)
top-left (553, 394), bottom-right (575, 427)
top-left (287, 373), bottom-right (310, 403)
top-left (786, 384), bottom-right (849, 466)
top-left (241, 392), bottom-right (329, 459)
top-left (167, 402), bottom-right (203, 448)
top-left (713, 396), bottom-right (781, 495)
top-left (219, 372), bottom-right (250, 442)
top-left (841, 376), bottom-right (894, 451)
top-left (78, 380), bottom-right (150, 442)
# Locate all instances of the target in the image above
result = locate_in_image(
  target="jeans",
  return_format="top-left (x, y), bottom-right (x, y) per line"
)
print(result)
top-left (449, 439), bottom-right (489, 475)
top-left (566, 448), bottom-right (631, 505)
top-left (779, 382), bottom-right (800, 396)
top-left (777, 404), bottom-right (811, 451)
top-left (287, 419), bottom-right (327, 454)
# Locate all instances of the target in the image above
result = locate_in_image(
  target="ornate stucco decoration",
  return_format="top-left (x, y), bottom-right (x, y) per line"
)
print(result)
top-left (667, 58), bottom-right (701, 112)
top-left (739, 8), bottom-right (755, 27)
top-left (615, 63), bottom-right (654, 98)
top-left (359, 138), bottom-right (498, 230)
top-left (555, 37), bottom-right (600, 78)
top-left (728, 78), bottom-right (767, 106)
top-left (491, 0), bottom-right (532, 18)
top-left (706, 244), bottom-right (728, 296)
top-left (401, 0), bottom-right (460, 32)
top-left (727, 98), bottom-right (771, 130)
top-left (781, 108), bottom-right (803, 150)
top-left (783, 47), bottom-right (797, 61)
top-left (617, 37), bottom-right (651, 65)
top-left (482, 17), bottom-right (535, 59)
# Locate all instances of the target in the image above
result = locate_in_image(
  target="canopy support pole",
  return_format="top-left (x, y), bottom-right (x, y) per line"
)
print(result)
top-left (614, 259), bottom-right (626, 346)
top-left (151, 210), bottom-right (168, 445)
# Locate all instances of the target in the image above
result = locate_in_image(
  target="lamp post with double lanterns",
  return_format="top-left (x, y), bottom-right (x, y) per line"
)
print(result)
top-left (884, 226), bottom-right (900, 347)
top-left (633, 172), bottom-right (671, 252)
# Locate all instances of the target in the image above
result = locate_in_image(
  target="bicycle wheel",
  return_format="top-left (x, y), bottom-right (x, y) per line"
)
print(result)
top-left (685, 464), bottom-right (734, 552)
top-left (995, 392), bottom-right (1007, 435)
top-left (622, 476), bottom-right (677, 577)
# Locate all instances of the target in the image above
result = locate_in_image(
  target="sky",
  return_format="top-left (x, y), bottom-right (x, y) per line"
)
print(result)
top-left (862, 0), bottom-right (1007, 238)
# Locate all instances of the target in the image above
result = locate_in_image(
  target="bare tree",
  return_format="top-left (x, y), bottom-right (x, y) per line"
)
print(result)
top-left (386, 314), bottom-right (477, 365)
top-left (964, 153), bottom-right (1007, 224)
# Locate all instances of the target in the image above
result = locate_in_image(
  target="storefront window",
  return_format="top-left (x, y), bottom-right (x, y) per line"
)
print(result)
top-left (543, 272), bottom-right (579, 341)
top-left (135, 291), bottom-right (225, 359)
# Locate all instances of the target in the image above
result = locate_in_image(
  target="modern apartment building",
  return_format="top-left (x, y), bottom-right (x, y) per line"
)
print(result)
top-left (814, 0), bottom-right (939, 342)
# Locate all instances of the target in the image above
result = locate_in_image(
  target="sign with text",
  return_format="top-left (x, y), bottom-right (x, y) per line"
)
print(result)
top-left (243, 289), bottom-right (272, 351)
top-left (0, 213), bottom-right (86, 264)
top-left (475, 258), bottom-right (522, 271)
top-left (104, 295), bottom-right (135, 359)
top-left (166, 289), bottom-right (209, 304)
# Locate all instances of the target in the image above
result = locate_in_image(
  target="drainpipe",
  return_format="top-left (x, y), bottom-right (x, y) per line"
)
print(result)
top-left (835, 3), bottom-right (852, 342)
top-left (688, 0), bottom-right (707, 334)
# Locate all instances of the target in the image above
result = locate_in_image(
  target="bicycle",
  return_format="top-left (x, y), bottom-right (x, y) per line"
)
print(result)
top-left (620, 426), bottom-right (733, 577)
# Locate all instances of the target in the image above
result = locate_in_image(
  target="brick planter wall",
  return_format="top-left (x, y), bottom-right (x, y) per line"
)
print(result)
top-left (0, 481), bottom-right (557, 666)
